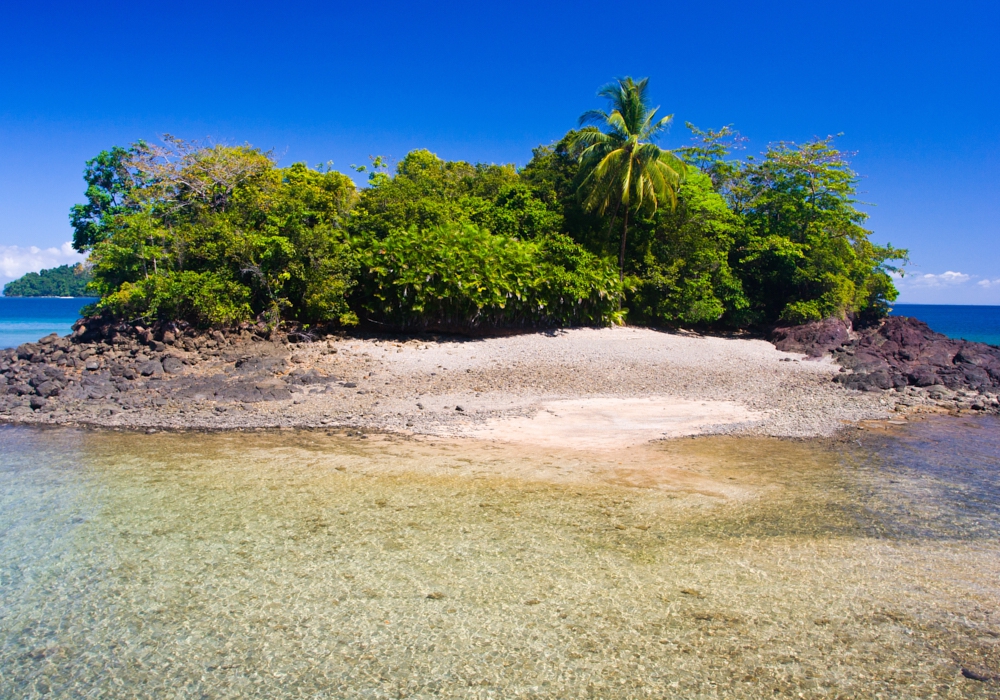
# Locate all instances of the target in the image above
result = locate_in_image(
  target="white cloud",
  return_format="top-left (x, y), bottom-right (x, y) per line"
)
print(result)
top-left (977, 278), bottom-right (1000, 288)
top-left (0, 243), bottom-right (87, 283)
top-left (896, 270), bottom-right (972, 288)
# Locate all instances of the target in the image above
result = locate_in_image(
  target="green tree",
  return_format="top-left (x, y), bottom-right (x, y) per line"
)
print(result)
top-left (348, 149), bottom-right (561, 241)
top-left (571, 77), bottom-right (687, 280)
top-left (69, 145), bottom-right (147, 252)
top-left (628, 171), bottom-right (747, 325)
top-left (84, 139), bottom-right (359, 327)
top-left (680, 126), bottom-right (907, 325)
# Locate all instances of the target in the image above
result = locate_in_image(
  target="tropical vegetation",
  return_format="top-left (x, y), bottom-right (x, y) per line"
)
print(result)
top-left (67, 78), bottom-right (906, 333)
top-left (3, 264), bottom-right (93, 297)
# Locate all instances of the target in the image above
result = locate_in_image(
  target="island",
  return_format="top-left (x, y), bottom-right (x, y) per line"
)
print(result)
top-left (3, 77), bottom-right (998, 435)
top-left (3, 263), bottom-right (92, 297)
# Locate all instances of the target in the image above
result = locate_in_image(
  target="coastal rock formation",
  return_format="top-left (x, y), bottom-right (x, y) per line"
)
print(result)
top-left (0, 319), bottom-right (339, 420)
top-left (771, 317), bottom-right (854, 358)
top-left (772, 316), bottom-right (1000, 405)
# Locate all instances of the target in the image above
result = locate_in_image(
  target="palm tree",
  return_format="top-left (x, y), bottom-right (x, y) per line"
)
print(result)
top-left (572, 77), bottom-right (686, 281)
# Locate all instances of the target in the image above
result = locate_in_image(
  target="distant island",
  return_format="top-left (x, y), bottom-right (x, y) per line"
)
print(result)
top-left (3, 263), bottom-right (93, 297)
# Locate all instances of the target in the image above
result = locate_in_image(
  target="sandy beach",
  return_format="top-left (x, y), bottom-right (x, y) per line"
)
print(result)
top-left (1, 326), bottom-right (920, 444)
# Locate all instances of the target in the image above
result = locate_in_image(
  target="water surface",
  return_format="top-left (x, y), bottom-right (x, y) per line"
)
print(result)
top-left (1, 420), bottom-right (998, 698)
top-left (0, 297), bottom-right (97, 349)
top-left (892, 303), bottom-right (1000, 346)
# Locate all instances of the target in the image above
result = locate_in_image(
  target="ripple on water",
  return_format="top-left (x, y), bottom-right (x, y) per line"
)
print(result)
top-left (0, 421), bottom-right (998, 698)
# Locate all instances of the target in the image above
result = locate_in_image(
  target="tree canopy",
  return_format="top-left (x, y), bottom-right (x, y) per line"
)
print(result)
top-left (69, 77), bottom-right (906, 333)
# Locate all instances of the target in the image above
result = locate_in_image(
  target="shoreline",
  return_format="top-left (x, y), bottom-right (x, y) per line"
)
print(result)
top-left (3, 324), bottom-right (983, 448)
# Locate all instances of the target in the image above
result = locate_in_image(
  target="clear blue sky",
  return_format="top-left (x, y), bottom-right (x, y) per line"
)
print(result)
top-left (1, 0), bottom-right (997, 302)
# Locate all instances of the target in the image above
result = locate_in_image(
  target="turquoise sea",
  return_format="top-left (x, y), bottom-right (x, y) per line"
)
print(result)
top-left (0, 297), bottom-right (97, 349)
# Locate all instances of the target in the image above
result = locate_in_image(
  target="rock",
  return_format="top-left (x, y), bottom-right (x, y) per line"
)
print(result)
top-left (162, 331), bottom-right (176, 344)
top-left (139, 360), bottom-right (164, 378)
top-left (775, 316), bottom-right (1000, 403)
top-left (771, 318), bottom-right (853, 357)
top-left (455, 405), bottom-right (465, 411)
top-left (36, 381), bottom-right (60, 398)
top-left (85, 360), bottom-right (100, 371)
top-left (961, 667), bottom-right (995, 682)
top-left (29, 396), bottom-right (47, 410)
top-left (162, 356), bottom-right (184, 374)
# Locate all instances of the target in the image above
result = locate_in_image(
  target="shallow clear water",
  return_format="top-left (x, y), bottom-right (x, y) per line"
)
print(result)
top-left (1, 420), bottom-right (999, 698)
top-left (0, 297), bottom-right (97, 349)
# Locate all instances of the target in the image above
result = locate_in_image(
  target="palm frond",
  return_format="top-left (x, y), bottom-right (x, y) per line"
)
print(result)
top-left (578, 109), bottom-right (610, 128)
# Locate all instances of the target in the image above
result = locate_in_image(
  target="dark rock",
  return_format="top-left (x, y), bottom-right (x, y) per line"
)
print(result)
top-left (123, 367), bottom-right (138, 380)
top-left (778, 316), bottom-right (1000, 401)
top-left (16, 343), bottom-right (39, 360)
top-left (36, 381), bottom-right (61, 398)
top-left (961, 667), bottom-right (995, 682)
top-left (771, 318), bottom-right (853, 357)
top-left (139, 360), bottom-right (163, 378)
top-left (29, 396), bottom-right (47, 410)
top-left (162, 356), bottom-right (184, 374)
top-left (85, 361), bottom-right (101, 371)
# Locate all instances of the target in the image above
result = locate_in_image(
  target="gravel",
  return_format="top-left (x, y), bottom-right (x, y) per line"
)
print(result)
top-left (1, 326), bottom-right (912, 437)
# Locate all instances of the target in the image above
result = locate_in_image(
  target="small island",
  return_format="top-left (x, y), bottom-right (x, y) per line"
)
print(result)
top-left (3, 77), bottom-right (999, 433)
top-left (3, 263), bottom-right (92, 297)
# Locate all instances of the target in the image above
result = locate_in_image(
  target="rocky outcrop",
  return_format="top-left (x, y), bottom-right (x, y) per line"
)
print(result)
top-left (773, 316), bottom-right (1000, 407)
top-left (771, 317), bottom-right (854, 358)
top-left (0, 318), bottom-right (340, 418)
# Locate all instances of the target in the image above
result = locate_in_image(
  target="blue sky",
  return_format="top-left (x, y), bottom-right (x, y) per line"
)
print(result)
top-left (1, 0), bottom-right (997, 303)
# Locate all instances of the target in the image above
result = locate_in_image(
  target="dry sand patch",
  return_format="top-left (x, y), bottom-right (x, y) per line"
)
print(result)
top-left (461, 396), bottom-right (759, 450)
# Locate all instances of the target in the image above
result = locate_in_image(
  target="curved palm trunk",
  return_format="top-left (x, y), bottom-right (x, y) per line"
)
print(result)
top-left (618, 207), bottom-right (629, 283)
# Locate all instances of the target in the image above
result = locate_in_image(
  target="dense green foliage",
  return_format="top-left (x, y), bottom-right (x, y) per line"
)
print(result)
top-left (678, 129), bottom-right (905, 325)
top-left (86, 140), bottom-right (359, 327)
top-left (3, 264), bottom-right (93, 297)
top-left (355, 224), bottom-right (621, 330)
top-left (69, 77), bottom-right (906, 332)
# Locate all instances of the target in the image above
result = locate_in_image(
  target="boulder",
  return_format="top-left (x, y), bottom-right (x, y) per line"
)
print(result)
top-left (162, 356), bottom-right (185, 374)
top-left (139, 360), bottom-right (164, 378)
top-left (771, 318), bottom-right (853, 357)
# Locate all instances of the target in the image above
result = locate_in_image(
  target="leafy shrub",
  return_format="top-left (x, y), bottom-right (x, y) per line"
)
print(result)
top-left (354, 224), bottom-right (622, 331)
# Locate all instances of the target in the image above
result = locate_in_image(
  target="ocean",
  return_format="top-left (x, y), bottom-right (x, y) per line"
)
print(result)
top-left (891, 303), bottom-right (1000, 346)
top-left (0, 297), bottom-right (97, 349)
